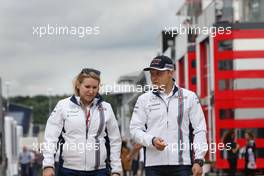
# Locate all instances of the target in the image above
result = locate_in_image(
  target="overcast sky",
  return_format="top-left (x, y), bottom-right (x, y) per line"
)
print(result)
top-left (0, 0), bottom-right (184, 97)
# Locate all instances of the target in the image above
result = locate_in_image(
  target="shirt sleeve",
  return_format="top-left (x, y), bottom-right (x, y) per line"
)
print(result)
top-left (42, 101), bottom-right (64, 168)
top-left (130, 96), bottom-right (155, 148)
top-left (106, 105), bottom-right (122, 174)
top-left (189, 93), bottom-right (208, 160)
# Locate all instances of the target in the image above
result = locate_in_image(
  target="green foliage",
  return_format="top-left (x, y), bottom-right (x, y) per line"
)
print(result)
top-left (9, 94), bottom-right (118, 124)
top-left (9, 95), bottom-right (68, 124)
top-left (102, 94), bottom-right (119, 115)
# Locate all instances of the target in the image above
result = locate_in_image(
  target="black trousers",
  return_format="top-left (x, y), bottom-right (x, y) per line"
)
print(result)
top-left (61, 167), bottom-right (108, 176)
top-left (245, 168), bottom-right (255, 176)
top-left (228, 159), bottom-right (237, 176)
top-left (21, 164), bottom-right (30, 176)
top-left (145, 165), bottom-right (192, 176)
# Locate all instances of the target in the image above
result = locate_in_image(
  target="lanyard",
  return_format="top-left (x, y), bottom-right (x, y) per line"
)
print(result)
top-left (86, 108), bottom-right (91, 128)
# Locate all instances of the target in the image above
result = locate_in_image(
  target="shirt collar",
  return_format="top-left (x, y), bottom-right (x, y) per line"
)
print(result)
top-left (70, 94), bottom-right (103, 107)
top-left (152, 83), bottom-right (178, 98)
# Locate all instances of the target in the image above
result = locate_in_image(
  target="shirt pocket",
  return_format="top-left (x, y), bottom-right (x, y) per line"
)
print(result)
top-left (147, 103), bottom-right (164, 123)
top-left (64, 110), bottom-right (85, 134)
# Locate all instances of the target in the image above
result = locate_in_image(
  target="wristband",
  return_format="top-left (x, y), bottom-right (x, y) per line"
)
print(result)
top-left (151, 137), bottom-right (156, 146)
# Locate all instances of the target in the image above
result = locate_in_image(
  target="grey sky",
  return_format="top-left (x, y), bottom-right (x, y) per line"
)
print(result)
top-left (0, 0), bottom-right (184, 97)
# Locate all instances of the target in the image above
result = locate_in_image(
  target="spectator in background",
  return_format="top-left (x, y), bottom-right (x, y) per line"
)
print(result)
top-left (129, 143), bottom-right (142, 176)
top-left (244, 131), bottom-right (256, 176)
top-left (223, 130), bottom-right (240, 176)
top-left (29, 149), bottom-right (36, 176)
top-left (31, 150), bottom-right (43, 176)
top-left (137, 147), bottom-right (145, 176)
top-left (19, 146), bottom-right (32, 176)
top-left (121, 141), bottom-right (132, 176)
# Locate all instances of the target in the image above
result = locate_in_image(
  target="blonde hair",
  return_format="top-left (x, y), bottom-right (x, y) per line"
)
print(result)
top-left (73, 71), bottom-right (100, 96)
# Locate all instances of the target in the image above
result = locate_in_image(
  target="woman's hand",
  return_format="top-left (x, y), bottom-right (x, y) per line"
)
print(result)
top-left (42, 167), bottom-right (55, 176)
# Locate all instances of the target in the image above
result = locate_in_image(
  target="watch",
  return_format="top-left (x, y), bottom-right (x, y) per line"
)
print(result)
top-left (194, 159), bottom-right (204, 167)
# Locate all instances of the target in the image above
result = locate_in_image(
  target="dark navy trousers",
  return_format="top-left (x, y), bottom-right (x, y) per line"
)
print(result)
top-left (60, 167), bottom-right (108, 176)
top-left (145, 165), bottom-right (192, 176)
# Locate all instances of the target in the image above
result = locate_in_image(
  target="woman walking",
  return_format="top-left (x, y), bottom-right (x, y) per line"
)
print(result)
top-left (42, 68), bottom-right (122, 176)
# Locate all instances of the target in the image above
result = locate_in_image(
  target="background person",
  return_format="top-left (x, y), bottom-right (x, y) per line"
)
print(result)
top-left (244, 131), bottom-right (256, 176)
top-left (19, 146), bottom-right (32, 176)
top-left (121, 140), bottom-right (132, 176)
top-left (223, 130), bottom-right (240, 176)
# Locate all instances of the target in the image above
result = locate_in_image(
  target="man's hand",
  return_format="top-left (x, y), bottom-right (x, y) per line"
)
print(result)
top-left (192, 163), bottom-right (202, 176)
top-left (153, 137), bottom-right (167, 151)
top-left (42, 167), bottom-right (55, 176)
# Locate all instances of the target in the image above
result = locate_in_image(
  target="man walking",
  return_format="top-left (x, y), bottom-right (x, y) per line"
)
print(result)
top-left (19, 146), bottom-right (32, 176)
top-left (130, 55), bottom-right (208, 176)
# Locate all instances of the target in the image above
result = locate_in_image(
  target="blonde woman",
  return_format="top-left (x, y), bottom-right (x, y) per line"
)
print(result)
top-left (42, 68), bottom-right (122, 176)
